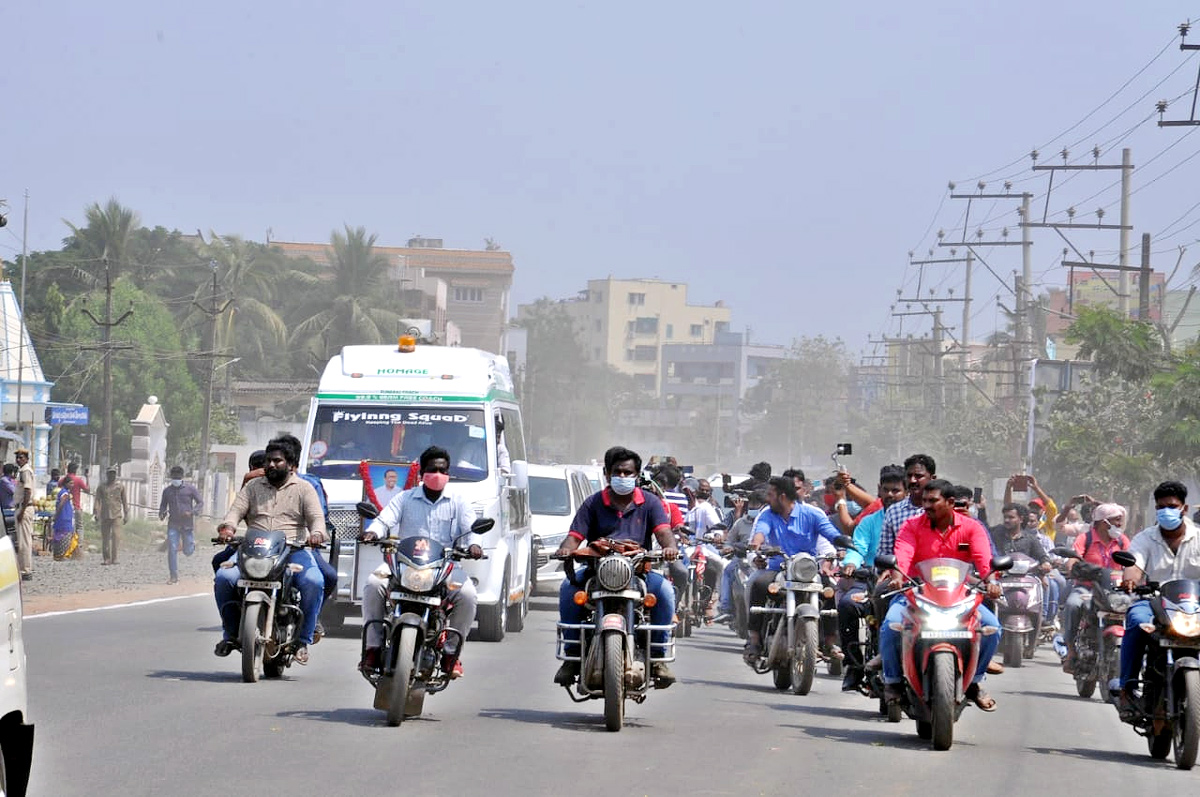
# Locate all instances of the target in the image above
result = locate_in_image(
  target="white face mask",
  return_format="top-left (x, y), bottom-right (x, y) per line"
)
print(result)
top-left (170, 479), bottom-right (183, 488)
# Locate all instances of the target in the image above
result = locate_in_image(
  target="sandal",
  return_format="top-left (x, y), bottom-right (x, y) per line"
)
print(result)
top-left (293, 645), bottom-right (309, 665)
top-left (965, 683), bottom-right (996, 712)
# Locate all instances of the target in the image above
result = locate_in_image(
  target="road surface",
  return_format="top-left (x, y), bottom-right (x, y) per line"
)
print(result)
top-left (25, 590), bottom-right (1195, 796)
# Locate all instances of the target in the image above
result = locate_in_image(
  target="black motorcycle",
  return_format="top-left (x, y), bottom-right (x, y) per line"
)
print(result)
top-left (213, 530), bottom-right (325, 683)
top-left (1052, 547), bottom-right (1130, 701)
top-left (355, 501), bottom-right (493, 727)
top-left (1111, 550), bottom-right (1200, 769)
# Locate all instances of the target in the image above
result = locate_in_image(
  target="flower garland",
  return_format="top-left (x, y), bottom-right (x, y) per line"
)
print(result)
top-left (358, 460), bottom-right (383, 511)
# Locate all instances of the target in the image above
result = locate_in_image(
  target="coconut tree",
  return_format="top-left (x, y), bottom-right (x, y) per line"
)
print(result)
top-left (62, 198), bottom-right (140, 280)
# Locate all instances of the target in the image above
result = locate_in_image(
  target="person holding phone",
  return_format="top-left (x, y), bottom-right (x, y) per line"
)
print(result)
top-left (1003, 473), bottom-right (1058, 542)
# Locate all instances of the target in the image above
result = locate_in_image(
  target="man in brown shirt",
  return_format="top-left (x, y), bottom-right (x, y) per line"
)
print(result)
top-left (93, 468), bottom-right (129, 565)
top-left (214, 434), bottom-right (326, 663)
top-left (14, 448), bottom-right (34, 580)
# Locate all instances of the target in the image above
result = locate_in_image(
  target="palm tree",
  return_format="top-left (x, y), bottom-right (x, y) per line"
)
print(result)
top-left (288, 226), bottom-right (407, 362)
top-left (62, 198), bottom-right (140, 280)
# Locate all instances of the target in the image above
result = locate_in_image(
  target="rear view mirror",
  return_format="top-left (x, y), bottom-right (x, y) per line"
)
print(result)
top-left (833, 534), bottom-right (856, 550)
top-left (1051, 546), bottom-right (1078, 558)
top-left (991, 555), bottom-right (1014, 572)
top-left (471, 518), bottom-right (496, 535)
top-left (356, 501), bottom-right (380, 520)
top-left (874, 554), bottom-right (898, 571)
top-left (1112, 550), bottom-right (1137, 568)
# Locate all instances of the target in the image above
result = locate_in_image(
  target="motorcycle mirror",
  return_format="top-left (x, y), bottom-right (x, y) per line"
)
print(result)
top-left (470, 517), bottom-right (495, 535)
top-left (1111, 550), bottom-right (1137, 568)
top-left (833, 534), bottom-right (855, 549)
top-left (991, 555), bottom-right (1014, 572)
top-left (1051, 546), bottom-right (1078, 558)
top-left (874, 554), bottom-right (898, 571)
top-left (355, 501), bottom-right (380, 520)
top-left (710, 523), bottom-right (728, 532)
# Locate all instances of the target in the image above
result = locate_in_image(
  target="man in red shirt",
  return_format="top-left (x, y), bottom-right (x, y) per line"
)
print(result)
top-left (880, 478), bottom-right (1003, 711)
top-left (1061, 502), bottom-right (1128, 672)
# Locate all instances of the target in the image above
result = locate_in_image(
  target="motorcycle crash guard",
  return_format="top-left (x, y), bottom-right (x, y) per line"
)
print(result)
top-left (795, 603), bottom-right (820, 620)
top-left (1173, 656), bottom-right (1200, 674)
top-left (395, 611), bottom-right (428, 633)
top-left (242, 589), bottom-right (273, 605)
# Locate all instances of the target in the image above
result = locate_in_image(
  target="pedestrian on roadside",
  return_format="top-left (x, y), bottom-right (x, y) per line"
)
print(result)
top-left (51, 476), bottom-right (78, 560)
top-left (0, 463), bottom-right (17, 538)
top-left (93, 467), bottom-right (129, 565)
top-left (159, 465), bottom-right (202, 584)
top-left (65, 461), bottom-right (89, 553)
top-left (14, 449), bottom-right (34, 581)
top-left (45, 468), bottom-right (61, 497)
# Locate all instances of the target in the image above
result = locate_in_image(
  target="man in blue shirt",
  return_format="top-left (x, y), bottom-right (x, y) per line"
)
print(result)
top-left (744, 476), bottom-right (843, 661)
top-left (553, 446), bottom-right (680, 687)
top-left (836, 464), bottom-right (906, 691)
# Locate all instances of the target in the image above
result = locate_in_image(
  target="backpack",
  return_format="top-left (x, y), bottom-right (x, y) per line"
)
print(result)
top-left (298, 472), bottom-right (335, 535)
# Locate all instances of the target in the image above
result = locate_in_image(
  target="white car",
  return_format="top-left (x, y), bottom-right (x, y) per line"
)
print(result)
top-left (568, 464), bottom-right (603, 495)
top-left (528, 464), bottom-right (594, 592)
top-left (1, 533), bottom-right (34, 796)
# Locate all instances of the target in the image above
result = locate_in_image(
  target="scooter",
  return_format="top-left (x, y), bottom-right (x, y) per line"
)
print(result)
top-left (996, 553), bottom-right (1044, 666)
top-left (875, 553), bottom-right (1012, 750)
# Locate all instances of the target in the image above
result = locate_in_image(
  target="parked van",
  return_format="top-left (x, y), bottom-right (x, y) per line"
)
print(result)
top-left (1, 533), bottom-right (34, 796)
top-left (302, 341), bottom-right (532, 642)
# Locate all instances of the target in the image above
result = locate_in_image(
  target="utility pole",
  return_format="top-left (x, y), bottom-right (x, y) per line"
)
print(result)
top-left (15, 190), bottom-right (28, 448)
top-left (80, 259), bottom-right (134, 471)
top-left (909, 250), bottom-right (973, 403)
top-left (1140, 233), bottom-right (1152, 320)
top-left (1118, 148), bottom-right (1133, 317)
top-left (194, 260), bottom-right (232, 501)
top-left (932, 308), bottom-right (945, 423)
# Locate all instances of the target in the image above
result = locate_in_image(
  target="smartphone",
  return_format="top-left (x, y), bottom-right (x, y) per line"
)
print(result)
top-left (973, 487), bottom-right (983, 504)
top-left (1011, 474), bottom-right (1031, 491)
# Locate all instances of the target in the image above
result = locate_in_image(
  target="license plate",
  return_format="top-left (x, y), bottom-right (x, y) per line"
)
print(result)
top-left (920, 630), bottom-right (971, 639)
top-left (237, 580), bottom-right (280, 589)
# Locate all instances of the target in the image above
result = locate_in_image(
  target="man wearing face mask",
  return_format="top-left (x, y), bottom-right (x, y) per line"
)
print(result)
top-left (714, 487), bottom-right (768, 623)
top-left (216, 435), bottom-right (327, 663)
top-left (159, 465), bottom-right (202, 584)
top-left (359, 446), bottom-right (483, 677)
top-left (1116, 481), bottom-right (1200, 714)
top-left (1060, 502), bottom-right (1128, 673)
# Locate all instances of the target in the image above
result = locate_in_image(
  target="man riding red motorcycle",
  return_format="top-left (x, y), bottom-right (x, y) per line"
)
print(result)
top-left (881, 478), bottom-right (1003, 712)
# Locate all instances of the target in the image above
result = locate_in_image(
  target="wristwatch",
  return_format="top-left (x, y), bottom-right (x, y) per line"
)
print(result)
top-left (834, 499), bottom-right (848, 510)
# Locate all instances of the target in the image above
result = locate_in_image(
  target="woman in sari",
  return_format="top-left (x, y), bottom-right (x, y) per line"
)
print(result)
top-left (52, 476), bottom-right (77, 561)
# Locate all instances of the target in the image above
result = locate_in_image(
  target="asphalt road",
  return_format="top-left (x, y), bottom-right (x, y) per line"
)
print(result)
top-left (24, 591), bottom-right (1199, 797)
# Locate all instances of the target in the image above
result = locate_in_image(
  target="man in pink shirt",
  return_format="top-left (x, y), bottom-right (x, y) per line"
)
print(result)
top-left (1061, 503), bottom-right (1129, 672)
top-left (880, 478), bottom-right (1003, 711)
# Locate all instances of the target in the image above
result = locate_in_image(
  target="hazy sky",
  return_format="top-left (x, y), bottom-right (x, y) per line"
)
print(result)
top-left (3, 2), bottom-right (1200, 354)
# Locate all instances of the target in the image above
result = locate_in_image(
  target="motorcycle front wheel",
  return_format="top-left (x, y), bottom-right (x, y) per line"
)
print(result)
top-left (603, 632), bottom-right (625, 732)
top-left (240, 603), bottom-right (265, 683)
top-left (789, 618), bottom-right (818, 696)
top-left (1173, 669), bottom-right (1200, 769)
top-left (385, 626), bottom-right (419, 727)
top-left (929, 651), bottom-right (956, 751)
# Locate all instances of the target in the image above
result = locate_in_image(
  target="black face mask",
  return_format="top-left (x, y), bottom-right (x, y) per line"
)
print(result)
top-left (696, 492), bottom-right (711, 500)
top-left (265, 466), bottom-right (289, 485)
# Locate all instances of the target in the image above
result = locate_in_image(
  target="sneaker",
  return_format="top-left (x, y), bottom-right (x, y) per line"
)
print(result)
top-left (742, 641), bottom-right (762, 665)
top-left (713, 612), bottom-right (732, 624)
top-left (214, 639), bottom-right (239, 657)
top-left (841, 668), bottom-right (863, 692)
top-left (883, 682), bottom-right (905, 703)
top-left (651, 662), bottom-right (676, 687)
top-left (359, 647), bottom-right (381, 673)
top-left (554, 661), bottom-right (580, 686)
top-left (450, 660), bottom-right (464, 679)
top-left (1061, 654), bottom-right (1076, 674)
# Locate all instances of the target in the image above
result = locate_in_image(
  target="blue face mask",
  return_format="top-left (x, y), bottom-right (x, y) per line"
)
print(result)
top-left (1157, 507), bottom-right (1184, 531)
top-left (170, 479), bottom-right (183, 488)
top-left (747, 508), bottom-right (761, 519)
top-left (609, 476), bottom-right (637, 496)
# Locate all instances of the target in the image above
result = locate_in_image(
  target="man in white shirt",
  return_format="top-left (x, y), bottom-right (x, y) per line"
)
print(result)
top-left (374, 468), bottom-right (403, 507)
top-left (1116, 480), bottom-right (1200, 706)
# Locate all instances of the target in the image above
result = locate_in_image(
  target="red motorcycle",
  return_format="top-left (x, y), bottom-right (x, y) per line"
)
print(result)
top-left (876, 553), bottom-right (1011, 750)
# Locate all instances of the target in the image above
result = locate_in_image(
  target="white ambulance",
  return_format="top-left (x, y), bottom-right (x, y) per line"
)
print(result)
top-left (302, 340), bottom-right (532, 642)
top-left (1, 533), bottom-right (33, 796)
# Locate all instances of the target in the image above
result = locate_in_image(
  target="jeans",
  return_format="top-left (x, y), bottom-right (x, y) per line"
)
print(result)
top-left (559, 569), bottom-right (675, 656)
top-left (362, 572), bottom-right (478, 650)
top-left (1119, 599), bottom-right (1155, 689)
top-left (313, 549), bottom-right (337, 599)
top-left (213, 549), bottom-right (326, 645)
top-left (746, 570), bottom-right (780, 637)
top-left (1044, 570), bottom-right (1066, 619)
top-left (1062, 585), bottom-right (1090, 650)
top-left (880, 595), bottom-right (1001, 685)
top-left (719, 560), bottom-right (740, 612)
top-left (167, 526), bottom-right (195, 578)
top-left (837, 583), bottom-right (871, 670)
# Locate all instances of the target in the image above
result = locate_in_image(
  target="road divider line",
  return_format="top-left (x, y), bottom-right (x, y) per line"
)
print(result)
top-left (26, 592), bottom-right (208, 619)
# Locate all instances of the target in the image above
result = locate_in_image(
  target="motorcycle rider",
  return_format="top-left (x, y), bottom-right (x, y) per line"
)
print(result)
top-left (1116, 481), bottom-right (1200, 714)
top-left (714, 487), bottom-right (767, 623)
top-left (552, 446), bottom-right (680, 688)
top-left (878, 454), bottom-right (936, 558)
top-left (836, 465), bottom-right (906, 691)
top-left (881, 479), bottom-right (1003, 711)
top-left (359, 445), bottom-right (483, 678)
top-left (215, 434), bottom-right (327, 664)
top-left (989, 504), bottom-right (1053, 571)
top-left (743, 476), bottom-right (843, 663)
top-left (1060, 502), bottom-right (1128, 673)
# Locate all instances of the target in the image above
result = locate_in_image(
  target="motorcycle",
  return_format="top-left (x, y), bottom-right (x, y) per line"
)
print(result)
top-left (746, 538), bottom-right (853, 696)
top-left (723, 543), bottom-right (758, 640)
top-left (676, 529), bottom-right (726, 636)
top-left (554, 539), bottom-right (673, 732)
top-left (874, 553), bottom-right (1012, 750)
top-left (1052, 546), bottom-right (1130, 701)
top-left (1110, 549), bottom-right (1200, 769)
top-left (212, 531), bottom-right (326, 683)
top-left (354, 501), bottom-right (494, 727)
top-left (996, 553), bottom-right (1044, 667)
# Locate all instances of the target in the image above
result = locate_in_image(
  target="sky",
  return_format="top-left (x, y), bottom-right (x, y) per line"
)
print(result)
top-left (3, 2), bottom-right (1200, 356)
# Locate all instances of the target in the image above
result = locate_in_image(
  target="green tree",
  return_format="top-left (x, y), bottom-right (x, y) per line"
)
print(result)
top-left (288, 226), bottom-right (407, 363)
top-left (62, 198), bottom-right (140, 280)
top-left (1065, 305), bottom-right (1164, 383)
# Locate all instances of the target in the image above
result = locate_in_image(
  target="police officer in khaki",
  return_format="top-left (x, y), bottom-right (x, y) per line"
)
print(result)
top-left (94, 467), bottom-right (129, 565)
top-left (14, 448), bottom-right (35, 580)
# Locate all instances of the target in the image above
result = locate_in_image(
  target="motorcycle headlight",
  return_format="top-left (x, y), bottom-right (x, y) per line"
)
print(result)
top-left (787, 555), bottom-right (818, 582)
top-left (1169, 612), bottom-right (1200, 639)
top-left (923, 608), bottom-right (963, 631)
top-left (596, 557), bottom-right (633, 592)
top-left (241, 556), bottom-right (273, 580)
top-left (399, 564), bottom-right (437, 593)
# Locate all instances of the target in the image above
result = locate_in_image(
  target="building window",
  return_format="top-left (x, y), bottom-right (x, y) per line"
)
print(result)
top-left (666, 324), bottom-right (673, 339)
top-left (453, 287), bottom-right (484, 303)
top-left (593, 319), bottom-right (602, 332)
top-left (634, 317), bottom-right (658, 334)
top-left (715, 321), bottom-right (729, 334)
top-left (628, 292), bottom-right (646, 306)
top-left (690, 324), bottom-right (703, 337)
top-left (634, 345), bottom-right (656, 362)
top-left (593, 290), bottom-right (603, 303)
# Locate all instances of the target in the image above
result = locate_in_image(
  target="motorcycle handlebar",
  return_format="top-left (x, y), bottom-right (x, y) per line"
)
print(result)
top-left (210, 536), bottom-right (326, 550)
